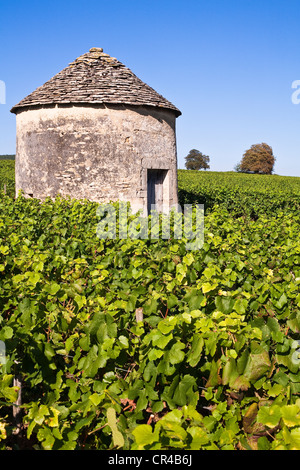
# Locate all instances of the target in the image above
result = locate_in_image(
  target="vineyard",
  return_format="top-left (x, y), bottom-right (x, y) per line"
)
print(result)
top-left (1, 162), bottom-right (300, 450)
top-left (0, 160), bottom-right (15, 198)
top-left (178, 169), bottom-right (300, 216)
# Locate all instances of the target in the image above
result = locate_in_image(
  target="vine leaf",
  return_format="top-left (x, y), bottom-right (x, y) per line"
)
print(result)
top-left (107, 407), bottom-right (124, 448)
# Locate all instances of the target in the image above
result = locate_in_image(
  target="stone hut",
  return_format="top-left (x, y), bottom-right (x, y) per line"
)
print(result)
top-left (10, 48), bottom-right (181, 214)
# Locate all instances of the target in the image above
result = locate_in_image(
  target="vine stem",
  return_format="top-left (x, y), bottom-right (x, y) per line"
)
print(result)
top-left (88, 423), bottom-right (108, 435)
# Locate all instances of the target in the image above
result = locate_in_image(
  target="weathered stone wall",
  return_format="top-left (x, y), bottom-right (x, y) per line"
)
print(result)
top-left (15, 104), bottom-right (178, 213)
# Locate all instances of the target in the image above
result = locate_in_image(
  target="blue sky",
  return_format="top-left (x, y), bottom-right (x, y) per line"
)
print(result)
top-left (1, 0), bottom-right (300, 176)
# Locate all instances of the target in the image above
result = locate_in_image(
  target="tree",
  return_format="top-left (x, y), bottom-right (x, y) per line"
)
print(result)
top-left (234, 162), bottom-right (242, 172)
top-left (238, 143), bottom-right (275, 175)
top-left (185, 149), bottom-right (210, 170)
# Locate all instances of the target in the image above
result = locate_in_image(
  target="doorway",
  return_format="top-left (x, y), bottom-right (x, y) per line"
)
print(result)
top-left (147, 169), bottom-right (168, 214)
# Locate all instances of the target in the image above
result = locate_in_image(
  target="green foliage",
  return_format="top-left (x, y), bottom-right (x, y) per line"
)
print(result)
top-left (0, 160), bottom-right (15, 197)
top-left (0, 155), bottom-right (15, 160)
top-left (178, 169), bottom-right (300, 217)
top-left (185, 149), bottom-right (210, 171)
top-left (0, 168), bottom-right (300, 449)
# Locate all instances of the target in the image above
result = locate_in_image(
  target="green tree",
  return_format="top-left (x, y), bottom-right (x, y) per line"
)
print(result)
top-left (238, 143), bottom-right (275, 175)
top-left (185, 149), bottom-right (210, 171)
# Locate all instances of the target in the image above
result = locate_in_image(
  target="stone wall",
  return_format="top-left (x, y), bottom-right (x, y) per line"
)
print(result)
top-left (15, 104), bottom-right (178, 213)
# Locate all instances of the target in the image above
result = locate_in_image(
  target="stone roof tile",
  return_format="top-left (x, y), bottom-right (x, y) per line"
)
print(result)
top-left (11, 48), bottom-right (181, 116)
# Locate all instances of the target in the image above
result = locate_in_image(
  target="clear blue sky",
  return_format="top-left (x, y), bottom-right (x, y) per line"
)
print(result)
top-left (1, 0), bottom-right (300, 176)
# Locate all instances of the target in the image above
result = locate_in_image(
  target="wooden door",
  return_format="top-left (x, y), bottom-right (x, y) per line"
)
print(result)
top-left (147, 169), bottom-right (167, 214)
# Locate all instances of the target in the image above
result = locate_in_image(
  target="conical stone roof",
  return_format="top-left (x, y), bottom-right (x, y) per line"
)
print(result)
top-left (10, 48), bottom-right (181, 116)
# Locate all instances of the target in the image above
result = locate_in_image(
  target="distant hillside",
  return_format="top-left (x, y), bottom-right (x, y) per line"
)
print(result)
top-left (0, 155), bottom-right (15, 160)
